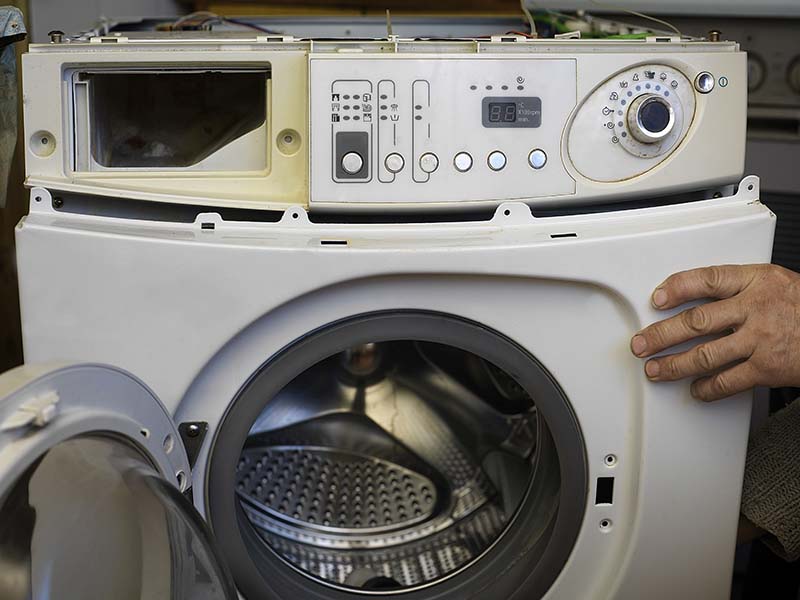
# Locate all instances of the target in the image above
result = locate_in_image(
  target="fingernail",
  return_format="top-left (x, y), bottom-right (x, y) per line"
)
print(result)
top-left (652, 288), bottom-right (668, 308)
top-left (645, 360), bottom-right (660, 378)
top-left (631, 335), bottom-right (647, 356)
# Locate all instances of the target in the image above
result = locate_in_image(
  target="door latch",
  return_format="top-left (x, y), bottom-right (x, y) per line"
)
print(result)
top-left (1, 391), bottom-right (60, 431)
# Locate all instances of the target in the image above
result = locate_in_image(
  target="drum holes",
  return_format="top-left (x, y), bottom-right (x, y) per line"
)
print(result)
top-left (163, 434), bottom-right (175, 454)
top-left (140, 428), bottom-right (150, 438)
top-left (604, 454), bottom-right (617, 467)
top-left (599, 519), bottom-right (613, 532)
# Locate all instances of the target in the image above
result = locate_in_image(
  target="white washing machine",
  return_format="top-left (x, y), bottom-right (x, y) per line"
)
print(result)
top-left (0, 31), bottom-right (777, 600)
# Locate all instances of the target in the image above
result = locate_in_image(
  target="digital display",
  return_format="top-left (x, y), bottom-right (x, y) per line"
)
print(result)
top-left (482, 97), bottom-right (541, 129)
top-left (488, 102), bottom-right (517, 123)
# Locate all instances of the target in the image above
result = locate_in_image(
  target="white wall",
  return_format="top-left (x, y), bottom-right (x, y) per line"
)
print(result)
top-left (28, 0), bottom-right (181, 42)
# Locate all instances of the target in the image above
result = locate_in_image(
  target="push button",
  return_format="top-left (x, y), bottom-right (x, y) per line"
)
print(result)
top-left (487, 151), bottom-right (506, 171)
top-left (453, 152), bottom-right (473, 172)
top-left (341, 152), bottom-right (364, 175)
top-left (528, 149), bottom-right (547, 169)
top-left (384, 153), bottom-right (405, 174)
top-left (419, 153), bottom-right (439, 174)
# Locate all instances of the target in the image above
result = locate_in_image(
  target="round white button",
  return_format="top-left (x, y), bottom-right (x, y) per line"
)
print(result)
top-left (487, 151), bottom-right (506, 171)
top-left (384, 153), bottom-right (405, 174)
top-left (419, 152), bottom-right (439, 174)
top-left (694, 71), bottom-right (715, 94)
top-left (453, 152), bottom-right (473, 172)
top-left (528, 149), bottom-right (547, 169)
top-left (341, 152), bottom-right (363, 175)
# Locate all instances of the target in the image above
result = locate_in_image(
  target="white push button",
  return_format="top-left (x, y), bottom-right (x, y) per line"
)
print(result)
top-left (694, 71), bottom-right (715, 94)
top-left (384, 153), bottom-right (405, 174)
top-left (419, 152), bottom-right (439, 174)
top-left (453, 152), bottom-right (473, 172)
top-left (341, 152), bottom-right (364, 175)
top-left (487, 151), bottom-right (506, 171)
top-left (528, 149), bottom-right (547, 169)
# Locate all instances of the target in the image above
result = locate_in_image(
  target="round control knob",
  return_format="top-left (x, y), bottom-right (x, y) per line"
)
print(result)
top-left (419, 152), bottom-right (439, 174)
top-left (627, 94), bottom-right (675, 144)
top-left (748, 56), bottom-right (766, 92)
top-left (487, 151), bottom-right (507, 171)
top-left (384, 153), bottom-right (405, 174)
top-left (453, 152), bottom-right (473, 172)
top-left (341, 152), bottom-right (364, 175)
top-left (787, 57), bottom-right (800, 95)
top-left (528, 149), bottom-right (547, 170)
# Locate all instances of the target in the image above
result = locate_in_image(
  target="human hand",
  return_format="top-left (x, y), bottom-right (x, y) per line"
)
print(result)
top-left (630, 264), bottom-right (800, 401)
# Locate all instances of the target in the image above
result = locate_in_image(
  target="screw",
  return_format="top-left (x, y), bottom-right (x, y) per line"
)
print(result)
top-left (708, 30), bottom-right (721, 42)
top-left (48, 30), bottom-right (65, 43)
top-left (187, 423), bottom-right (201, 437)
top-left (52, 197), bottom-right (63, 209)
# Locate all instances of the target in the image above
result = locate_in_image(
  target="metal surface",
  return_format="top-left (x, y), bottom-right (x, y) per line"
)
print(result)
top-left (237, 445), bottom-right (438, 534)
top-left (237, 342), bottom-right (538, 591)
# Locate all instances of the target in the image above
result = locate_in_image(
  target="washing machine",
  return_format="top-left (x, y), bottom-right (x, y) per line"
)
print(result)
top-left (0, 30), bottom-right (776, 600)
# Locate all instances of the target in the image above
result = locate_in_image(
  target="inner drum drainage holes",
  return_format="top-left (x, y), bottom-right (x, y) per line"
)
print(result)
top-left (237, 446), bottom-right (438, 531)
top-left (236, 445), bottom-right (507, 588)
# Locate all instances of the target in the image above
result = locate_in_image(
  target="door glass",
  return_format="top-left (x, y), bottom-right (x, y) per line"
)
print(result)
top-left (0, 435), bottom-right (237, 600)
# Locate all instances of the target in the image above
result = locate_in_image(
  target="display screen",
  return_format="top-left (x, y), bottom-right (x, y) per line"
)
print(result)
top-left (488, 102), bottom-right (517, 123)
top-left (482, 97), bottom-right (541, 129)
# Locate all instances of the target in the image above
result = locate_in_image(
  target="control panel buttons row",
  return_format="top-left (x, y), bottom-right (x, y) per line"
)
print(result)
top-left (378, 149), bottom-right (548, 176)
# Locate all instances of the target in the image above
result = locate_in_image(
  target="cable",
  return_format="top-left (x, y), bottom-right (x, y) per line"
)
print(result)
top-left (587, 0), bottom-right (682, 37)
top-left (520, 0), bottom-right (538, 38)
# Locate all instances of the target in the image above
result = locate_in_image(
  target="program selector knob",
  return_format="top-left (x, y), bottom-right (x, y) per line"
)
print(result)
top-left (626, 93), bottom-right (675, 144)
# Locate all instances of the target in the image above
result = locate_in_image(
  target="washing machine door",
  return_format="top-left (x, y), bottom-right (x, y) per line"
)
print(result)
top-left (0, 363), bottom-right (237, 600)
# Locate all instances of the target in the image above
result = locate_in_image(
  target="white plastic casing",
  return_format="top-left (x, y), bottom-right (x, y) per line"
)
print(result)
top-left (21, 37), bottom-right (746, 212)
top-left (15, 176), bottom-right (774, 599)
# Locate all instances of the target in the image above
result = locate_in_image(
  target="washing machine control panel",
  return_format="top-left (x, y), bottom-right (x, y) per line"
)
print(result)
top-left (309, 57), bottom-right (578, 207)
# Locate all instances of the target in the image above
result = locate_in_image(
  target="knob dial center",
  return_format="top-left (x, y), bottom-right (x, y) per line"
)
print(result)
top-left (627, 93), bottom-right (675, 144)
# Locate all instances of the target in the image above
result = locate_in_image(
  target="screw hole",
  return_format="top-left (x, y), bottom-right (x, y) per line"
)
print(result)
top-left (600, 518), bottom-right (613, 531)
top-left (292, 212), bottom-right (299, 219)
top-left (140, 428), bottom-right (150, 438)
top-left (604, 454), bottom-right (617, 467)
top-left (34, 196), bottom-right (42, 202)
top-left (504, 209), bottom-right (511, 216)
top-left (176, 470), bottom-right (187, 491)
top-left (747, 184), bottom-right (754, 191)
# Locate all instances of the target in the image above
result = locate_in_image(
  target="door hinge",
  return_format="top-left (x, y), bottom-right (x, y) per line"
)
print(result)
top-left (1, 391), bottom-right (60, 431)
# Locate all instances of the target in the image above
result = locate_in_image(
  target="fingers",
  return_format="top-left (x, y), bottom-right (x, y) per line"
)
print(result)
top-left (631, 298), bottom-right (743, 358)
top-left (690, 361), bottom-right (760, 402)
top-left (651, 265), bottom-right (758, 310)
top-left (642, 332), bottom-right (754, 382)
